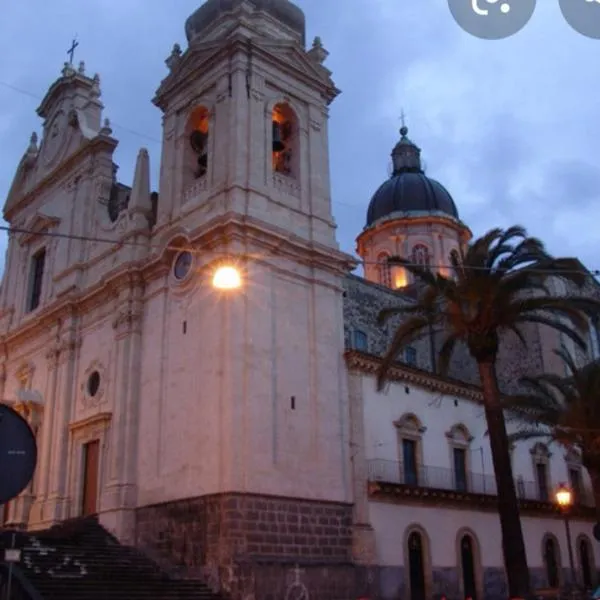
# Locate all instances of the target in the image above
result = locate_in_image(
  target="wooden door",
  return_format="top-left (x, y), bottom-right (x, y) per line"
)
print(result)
top-left (81, 440), bottom-right (100, 516)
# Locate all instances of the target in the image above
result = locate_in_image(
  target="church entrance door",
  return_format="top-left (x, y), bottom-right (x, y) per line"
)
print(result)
top-left (81, 440), bottom-right (100, 516)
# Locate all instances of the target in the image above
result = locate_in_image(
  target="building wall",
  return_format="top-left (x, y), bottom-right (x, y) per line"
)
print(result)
top-left (349, 361), bottom-right (599, 599)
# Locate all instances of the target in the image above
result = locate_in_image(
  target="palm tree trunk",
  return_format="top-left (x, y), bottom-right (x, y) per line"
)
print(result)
top-left (478, 360), bottom-right (531, 599)
top-left (588, 468), bottom-right (600, 527)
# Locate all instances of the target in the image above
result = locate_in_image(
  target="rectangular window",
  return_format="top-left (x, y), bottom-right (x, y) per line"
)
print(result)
top-left (536, 462), bottom-right (549, 501)
top-left (27, 248), bottom-right (46, 312)
top-left (81, 440), bottom-right (100, 516)
top-left (569, 468), bottom-right (582, 503)
top-left (404, 346), bottom-right (417, 367)
top-left (453, 447), bottom-right (468, 492)
top-left (352, 330), bottom-right (368, 352)
top-left (402, 438), bottom-right (418, 486)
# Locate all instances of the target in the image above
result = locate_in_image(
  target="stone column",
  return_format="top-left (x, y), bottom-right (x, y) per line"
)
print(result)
top-left (45, 331), bottom-right (81, 522)
top-left (347, 368), bottom-right (376, 565)
top-left (101, 283), bottom-right (143, 543)
top-left (29, 345), bottom-right (61, 526)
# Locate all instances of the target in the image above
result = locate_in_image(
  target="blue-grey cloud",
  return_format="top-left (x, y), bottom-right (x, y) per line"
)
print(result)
top-left (1, 0), bottom-right (599, 275)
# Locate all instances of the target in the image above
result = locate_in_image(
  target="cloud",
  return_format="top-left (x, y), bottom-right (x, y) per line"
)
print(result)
top-left (0, 0), bottom-right (599, 277)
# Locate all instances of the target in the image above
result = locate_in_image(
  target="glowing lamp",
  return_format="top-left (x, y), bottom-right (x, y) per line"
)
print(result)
top-left (555, 483), bottom-right (573, 508)
top-left (212, 265), bottom-right (242, 290)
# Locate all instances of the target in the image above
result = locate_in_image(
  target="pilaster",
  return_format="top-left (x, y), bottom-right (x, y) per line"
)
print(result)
top-left (347, 369), bottom-right (377, 565)
top-left (101, 282), bottom-right (143, 543)
top-left (29, 343), bottom-right (61, 527)
top-left (44, 329), bottom-right (82, 523)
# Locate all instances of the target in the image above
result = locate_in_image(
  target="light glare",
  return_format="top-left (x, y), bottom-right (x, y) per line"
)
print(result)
top-left (212, 265), bottom-right (242, 290)
top-left (555, 484), bottom-right (572, 507)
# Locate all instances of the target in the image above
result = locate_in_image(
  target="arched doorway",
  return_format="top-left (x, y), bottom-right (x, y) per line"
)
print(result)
top-left (460, 535), bottom-right (477, 600)
top-left (408, 531), bottom-right (426, 600)
top-left (579, 537), bottom-right (593, 589)
top-left (544, 537), bottom-right (560, 588)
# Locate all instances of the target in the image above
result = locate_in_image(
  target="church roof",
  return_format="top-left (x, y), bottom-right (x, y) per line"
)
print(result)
top-left (185, 0), bottom-right (306, 45)
top-left (364, 126), bottom-right (460, 228)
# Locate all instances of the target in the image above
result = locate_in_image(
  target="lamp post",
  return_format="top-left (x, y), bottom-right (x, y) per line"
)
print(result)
top-left (555, 483), bottom-right (577, 591)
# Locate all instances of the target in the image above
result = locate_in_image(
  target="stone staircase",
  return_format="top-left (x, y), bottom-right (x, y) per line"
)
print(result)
top-left (0, 516), bottom-right (224, 599)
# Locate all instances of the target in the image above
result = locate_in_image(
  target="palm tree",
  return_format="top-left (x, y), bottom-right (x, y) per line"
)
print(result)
top-left (504, 349), bottom-right (600, 523)
top-left (376, 226), bottom-right (599, 599)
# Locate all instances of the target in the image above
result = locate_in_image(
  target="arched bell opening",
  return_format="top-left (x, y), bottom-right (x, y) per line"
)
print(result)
top-left (271, 103), bottom-right (298, 179)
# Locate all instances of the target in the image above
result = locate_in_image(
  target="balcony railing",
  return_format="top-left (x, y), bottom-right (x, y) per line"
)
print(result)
top-left (367, 459), bottom-right (594, 507)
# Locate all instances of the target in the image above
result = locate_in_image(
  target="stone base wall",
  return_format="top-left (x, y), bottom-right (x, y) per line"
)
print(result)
top-left (376, 566), bottom-right (579, 600)
top-left (135, 492), bottom-right (357, 599)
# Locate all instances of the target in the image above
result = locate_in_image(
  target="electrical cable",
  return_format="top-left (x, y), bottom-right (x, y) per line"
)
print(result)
top-left (0, 78), bottom-right (366, 211)
top-left (1, 224), bottom-right (599, 276)
top-left (2, 78), bottom-right (599, 276)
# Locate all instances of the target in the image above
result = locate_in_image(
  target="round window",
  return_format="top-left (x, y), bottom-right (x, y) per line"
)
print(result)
top-left (173, 251), bottom-right (193, 280)
top-left (87, 371), bottom-right (101, 397)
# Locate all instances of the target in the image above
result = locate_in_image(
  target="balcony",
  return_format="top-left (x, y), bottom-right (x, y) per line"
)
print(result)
top-left (367, 459), bottom-right (595, 510)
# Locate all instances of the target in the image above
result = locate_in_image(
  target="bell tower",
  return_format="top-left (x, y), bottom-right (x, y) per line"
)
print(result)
top-left (153, 0), bottom-right (341, 249)
top-left (136, 3), bottom-right (358, 597)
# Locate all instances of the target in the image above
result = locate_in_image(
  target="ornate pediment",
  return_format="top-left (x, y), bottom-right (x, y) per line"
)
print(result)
top-left (18, 213), bottom-right (61, 245)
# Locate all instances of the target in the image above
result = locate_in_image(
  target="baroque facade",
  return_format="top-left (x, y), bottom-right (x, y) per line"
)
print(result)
top-left (1, 1), bottom-right (599, 599)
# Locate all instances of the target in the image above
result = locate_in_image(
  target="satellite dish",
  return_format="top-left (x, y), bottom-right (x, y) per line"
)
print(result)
top-left (0, 404), bottom-right (38, 505)
top-left (189, 130), bottom-right (207, 154)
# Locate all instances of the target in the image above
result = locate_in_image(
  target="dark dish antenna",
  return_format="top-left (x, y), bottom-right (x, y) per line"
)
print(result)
top-left (0, 404), bottom-right (38, 505)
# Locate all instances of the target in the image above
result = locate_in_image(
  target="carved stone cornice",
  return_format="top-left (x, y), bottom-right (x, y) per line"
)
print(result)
top-left (367, 481), bottom-right (596, 521)
top-left (344, 350), bottom-right (483, 403)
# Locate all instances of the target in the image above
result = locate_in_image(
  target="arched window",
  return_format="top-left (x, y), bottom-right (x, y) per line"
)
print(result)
top-left (543, 535), bottom-right (561, 588)
top-left (446, 424), bottom-right (474, 493)
top-left (186, 106), bottom-right (209, 182)
top-left (404, 528), bottom-right (431, 600)
top-left (449, 249), bottom-right (460, 279)
top-left (377, 253), bottom-right (391, 287)
top-left (460, 535), bottom-right (478, 600)
top-left (272, 103), bottom-right (298, 178)
top-left (395, 414), bottom-right (426, 487)
top-left (531, 443), bottom-right (552, 501)
top-left (578, 535), bottom-right (595, 589)
top-left (412, 244), bottom-right (430, 267)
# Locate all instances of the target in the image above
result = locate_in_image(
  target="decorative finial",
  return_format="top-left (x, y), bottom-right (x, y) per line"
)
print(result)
top-left (67, 37), bottom-right (79, 65)
top-left (400, 109), bottom-right (408, 136)
top-left (100, 118), bottom-right (112, 136)
top-left (28, 132), bottom-right (38, 152)
top-left (307, 36), bottom-right (328, 65)
top-left (90, 73), bottom-right (101, 99)
top-left (166, 43), bottom-right (183, 72)
top-left (62, 62), bottom-right (75, 77)
top-left (78, 60), bottom-right (85, 74)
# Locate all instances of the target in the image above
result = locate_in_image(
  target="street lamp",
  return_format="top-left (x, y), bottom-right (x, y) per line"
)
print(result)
top-left (212, 265), bottom-right (242, 290)
top-left (555, 483), bottom-right (577, 590)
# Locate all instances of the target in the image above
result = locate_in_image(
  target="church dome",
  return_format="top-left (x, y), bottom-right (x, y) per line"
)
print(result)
top-left (185, 0), bottom-right (306, 44)
top-left (365, 126), bottom-right (459, 227)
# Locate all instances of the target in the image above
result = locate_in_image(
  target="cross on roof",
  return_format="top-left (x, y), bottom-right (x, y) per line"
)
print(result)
top-left (67, 38), bottom-right (79, 64)
top-left (400, 109), bottom-right (406, 129)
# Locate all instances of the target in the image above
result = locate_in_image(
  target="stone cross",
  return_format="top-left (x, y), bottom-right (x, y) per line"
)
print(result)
top-left (67, 38), bottom-right (79, 64)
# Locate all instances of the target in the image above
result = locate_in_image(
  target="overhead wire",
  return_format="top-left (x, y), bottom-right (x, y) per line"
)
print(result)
top-left (1, 78), bottom-right (599, 276)
top-left (0, 78), bottom-right (366, 211)
top-left (1, 224), bottom-right (600, 276)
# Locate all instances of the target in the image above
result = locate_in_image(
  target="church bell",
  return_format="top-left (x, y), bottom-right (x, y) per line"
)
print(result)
top-left (272, 121), bottom-right (285, 153)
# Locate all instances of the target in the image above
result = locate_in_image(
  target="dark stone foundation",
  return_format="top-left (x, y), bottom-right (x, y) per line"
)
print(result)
top-left (135, 492), bottom-right (357, 599)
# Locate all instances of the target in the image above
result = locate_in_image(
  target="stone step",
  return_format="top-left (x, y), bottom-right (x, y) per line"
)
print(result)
top-left (0, 517), bottom-right (224, 600)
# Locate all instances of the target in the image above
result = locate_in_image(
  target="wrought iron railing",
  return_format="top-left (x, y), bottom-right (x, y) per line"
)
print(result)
top-left (367, 459), bottom-right (595, 506)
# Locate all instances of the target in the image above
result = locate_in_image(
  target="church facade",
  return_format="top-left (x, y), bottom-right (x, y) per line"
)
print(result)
top-left (1, 1), bottom-right (599, 599)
